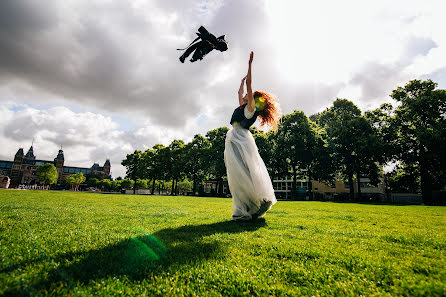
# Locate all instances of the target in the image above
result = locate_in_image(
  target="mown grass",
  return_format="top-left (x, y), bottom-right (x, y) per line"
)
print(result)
top-left (0, 189), bottom-right (445, 296)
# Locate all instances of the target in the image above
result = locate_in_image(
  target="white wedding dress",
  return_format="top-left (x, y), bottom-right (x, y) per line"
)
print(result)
top-left (224, 105), bottom-right (277, 220)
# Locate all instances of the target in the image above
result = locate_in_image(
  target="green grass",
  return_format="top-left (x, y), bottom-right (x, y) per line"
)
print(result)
top-left (1, 190), bottom-right (445, 296)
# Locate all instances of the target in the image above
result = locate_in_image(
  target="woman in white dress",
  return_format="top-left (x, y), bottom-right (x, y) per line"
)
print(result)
top-left (224, 51), bottom-right (281, 221)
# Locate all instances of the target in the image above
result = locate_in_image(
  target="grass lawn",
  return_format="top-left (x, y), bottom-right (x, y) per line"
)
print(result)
top-left (0, 190), bottom-right (445, 296)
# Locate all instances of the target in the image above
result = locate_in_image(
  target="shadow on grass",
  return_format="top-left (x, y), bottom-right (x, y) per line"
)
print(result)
top-left (4, 219), bottom-right (266, 295)
top-left (64, 219), bottom-right (266, 282)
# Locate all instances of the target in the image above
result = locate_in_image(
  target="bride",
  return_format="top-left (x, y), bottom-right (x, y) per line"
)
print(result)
top-left (224, 51), bottom-right (281, 221)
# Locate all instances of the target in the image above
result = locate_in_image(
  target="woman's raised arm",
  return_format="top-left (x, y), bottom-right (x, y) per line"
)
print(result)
top-left (246, 51), bottom-right (255, 112)
top-left (238, 76), bottom-right (247, 106)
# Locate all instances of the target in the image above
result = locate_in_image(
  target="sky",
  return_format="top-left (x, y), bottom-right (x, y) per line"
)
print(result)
top-left (1, 0), bottom-right (445, 179)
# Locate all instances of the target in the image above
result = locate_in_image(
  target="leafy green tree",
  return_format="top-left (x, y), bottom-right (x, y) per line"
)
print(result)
top-left (168, 139), bottom-right (185, 195)
top-left (66, 172), bottom-right (86, 191)
top-left (36, 163), bottom-right (58, 189)
top-left (319, 99), bottom-right (362, 200)
top-left (86, 177), bottom-right (99, 188)
top-left (276, 111), bottom-right (333, 200)
top-left (206, 127), bottom-right (229, 197)
top-left (121, 178), bottom-right (134, 190)
top-left (111, 180), bottom-right (122, 192)
top-left (250, 127), bottom-right (275, 178)
top-left (101, 179), bottom-right (112, 191)
top-left (268, 131), bottom-right (289, 181)
top-left (385, 165), bottom-right (420, 193)
top-left (177, 179), bottom-right (193, 194)
top-left (307, 123), bottom-right (337, 197)
top-left (151, 144), bottom-right (170, 195)
top-left (349, 116), bottom-right (382, 199)
top-left (184, 134), bottom-right (211, 195)
top-left (319, 99), bottom-right (386, 200)
top-left (141, 148), bottom-right (157, 194)
top-left (121, 150), bottom-right (145, 194)
top-left (135, 179), bottom-right (148, 190)
top-left (365, 103), bottom-right (396, 163)
top-left (390, 79), bottom-right (446, 204)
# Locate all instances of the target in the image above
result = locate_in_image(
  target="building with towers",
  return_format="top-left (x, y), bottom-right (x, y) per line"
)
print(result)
top-left (0, 145), bottom-right (111, 186)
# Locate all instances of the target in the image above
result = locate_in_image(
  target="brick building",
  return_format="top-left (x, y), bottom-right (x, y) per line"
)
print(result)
top-left (0, 146), bottom-right (111, 186)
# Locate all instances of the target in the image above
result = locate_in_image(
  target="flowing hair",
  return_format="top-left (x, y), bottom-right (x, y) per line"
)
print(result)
top-left (254, 90), bottom-right (281, 131)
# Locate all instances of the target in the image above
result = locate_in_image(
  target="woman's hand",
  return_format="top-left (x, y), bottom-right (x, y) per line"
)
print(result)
top-left (249, 51), bottom-right (254, 64)
top-left (239, 76), bottom-right (247, 92)
top-left (238, 76), bottom-right (247, 105)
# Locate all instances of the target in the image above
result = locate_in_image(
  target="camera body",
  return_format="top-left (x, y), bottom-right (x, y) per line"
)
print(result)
top-left (179, 26), bottom-right (228, 63)
top-left (197, 26), bottom-right (228, 51)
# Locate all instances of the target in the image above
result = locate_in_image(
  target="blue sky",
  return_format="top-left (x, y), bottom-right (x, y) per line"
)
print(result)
top-left (1, 0), bottom-right (445, 178)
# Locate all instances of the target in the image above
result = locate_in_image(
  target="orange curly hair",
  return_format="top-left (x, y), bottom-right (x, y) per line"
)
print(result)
top-left (254, 90), bottom-right (281, 131)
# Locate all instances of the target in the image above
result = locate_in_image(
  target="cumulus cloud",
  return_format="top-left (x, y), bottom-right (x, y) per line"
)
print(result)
top-left (348, 35), bottom-right (438, 109)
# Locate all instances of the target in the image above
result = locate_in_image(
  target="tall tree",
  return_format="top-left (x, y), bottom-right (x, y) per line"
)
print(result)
top-left (141, 148), bottom-right (157, 194)
top-left (36, 163), bottom-right (58, 190)
top-left (348, 116), bottom-right (381, 199)
top-left (121, 150), bottom-right (144, 194)
top-left (168, 139), bottom-right (185, 195)
top-left (250, 127), bottom-right (275, 178)
top-left (135, 179), bottom-right (148, 190)
top-left (275, 111), bottom-right (331, 200)
top-left (206, 127), bottom-right (229, 196)
top-left (121, 178), bottom-right (134, 191)
top-left (111, 180), bottom-right (122, 192)
top-left (152, 144), bottom-right (170, 195)
top-left (385, 165), bottom-right (420, 193)
top-left (66, 172), bottom-right (86, 191)
top-left (319, 99), bottom-right (362, 200)
top-left (390, 79), bottom-right (446, 204)
top-left (184, 134), bottom-right (211, 195)
top-left (365, 103), bottom-right (396, 163)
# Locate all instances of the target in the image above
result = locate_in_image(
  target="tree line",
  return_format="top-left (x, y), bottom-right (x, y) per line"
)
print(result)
top-left (120, 79), bottom-right (445, 204)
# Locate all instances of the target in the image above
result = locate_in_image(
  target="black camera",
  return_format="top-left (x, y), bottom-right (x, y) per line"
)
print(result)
top-left (178, 26), bottom-right (228, 63)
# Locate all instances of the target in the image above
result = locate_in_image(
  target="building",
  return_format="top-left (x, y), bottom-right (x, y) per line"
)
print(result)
top-left (0, 146), bottom-right (111, 186)
top-left (273, 175), bottom-right (385, 200)
top-left (203, 175), bottom-right (385, 200)
top-left (203, 179), bottom-right (230, 196)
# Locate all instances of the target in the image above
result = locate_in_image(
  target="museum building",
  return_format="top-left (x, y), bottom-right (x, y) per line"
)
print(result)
top-left (0, 146), bottom-right (111, 186)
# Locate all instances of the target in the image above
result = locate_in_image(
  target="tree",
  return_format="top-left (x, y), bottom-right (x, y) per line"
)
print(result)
top-left (385, 165), bottom-right (419, 193)
top-left (183, 134), bottom-right (211, 195)
top-left (177, 179), bottom-right (193, 194)
top-left (101, 179), bottom-right (112, 191)
top-left (66, 172), bottom-right (86, 191)
top-left (36, 163), bottom-right (58, 189)
top-left (250, 127), bottom-right (275, 178)
top-left (390, 79), bottom-right (446, 204)
top-left (168, 139), bottom-right (185, 195)
top-left (365, 103), bottom-right (396, 163)
top-left (319, 99), bottom-right (363, 200)
top-left (111, 180), bottom-right (122, 192)
top-left (151, 144), bottom-right (170, 195)
top-left (348, 116), bottom-right (382, 199)
top-left (121, 178), bottom-right (134, 191)
top-left (141, 148), bottom-right (157, 195)
top-left (206, 127), bottom-right (229, 196)
top-left (121, 150), bottom-right (145, 194)
top-left (276, 111), bottom-right (333, 200)
top-left (86, 177), bottom-right (99, 188)
top-left (135, 179), bottom-right (148, 190)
